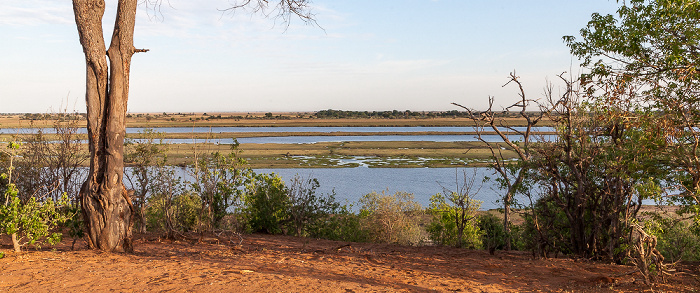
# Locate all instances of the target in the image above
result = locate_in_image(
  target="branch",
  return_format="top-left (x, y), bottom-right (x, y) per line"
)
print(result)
top-left (221, 0), bottom-right (322, 30)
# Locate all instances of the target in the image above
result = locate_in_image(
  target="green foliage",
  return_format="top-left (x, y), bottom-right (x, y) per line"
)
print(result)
top-left (644, 216), bottom-right (700, 262)
top-left (0, 184), bottom-right (71, 251)
top-left (358, 191), bottom-right (424, 246)
top-left (63, 203), bottom-right (84, 249)
top-left (565, 1), bottom-right (700, 252)
top-left (307, 204), bottom-right (368, 242)
top-left (241, 172), bottom-right (289, 234)
top-left (286, 175), bottom-right (344, 237)
top-left (190, 141), bottom-right (250, 230)
top-left (1, 141), bottom-right (72, 252)
top-left (145, 165), bottom-right (203, 234)
top-left (565, 0), bottom-right (700, 85)
top-left (427, 192), bottom-right (482, 249)
top-left (519, 196), bottom-right (573, 257)
top-left (236, 172), bottom-right (355, 238)
top-left (478, 213), bottom-right (506, 252)
top-left (146, 190), bottom-right (202, 233)
top-left (426, 169), bottom-right (483, 248)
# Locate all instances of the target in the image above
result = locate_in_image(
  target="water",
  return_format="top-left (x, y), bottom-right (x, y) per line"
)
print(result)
top-left (1, 126), bottom-right (555, 134)
top-left (154, 134), bottom-right (554, 144)
top-left (253, 167), bottom-right (512, 210)
top-left (2, 125), bottom-right (555, 144)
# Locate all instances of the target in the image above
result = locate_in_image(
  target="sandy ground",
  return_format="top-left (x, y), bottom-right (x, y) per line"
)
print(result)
top-left (1, 233), bottom-right (698, 292)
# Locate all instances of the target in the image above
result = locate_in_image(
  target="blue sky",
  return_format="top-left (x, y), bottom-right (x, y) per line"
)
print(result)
top-left (0, 0), bottom-right (620, 113)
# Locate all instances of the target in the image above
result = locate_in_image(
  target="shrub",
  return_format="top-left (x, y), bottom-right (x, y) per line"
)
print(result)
top-left (520, 197), bottom-right (572, 258)
top-left (478, 213), bottom-right (506, 253)
top-left (146, 190), bottom-right (202, 233)
top-left (63, 203), bottom-right (85, 250)
top-left (0, 182), bottom-right (71, 252)
top-left (426, 192), bottom-right (482, 249)
top-left (241, 173), bottom-right (289, 234)
top-left (358, 191), bottom-right (424, 246)
top-left (189, 142), bottom-right (250, 231)
top-left (145, 166), bottom-right (202, 235)
top-left (307, 204), bottom-right (367, 242)
top-left (644, 217), bottom-right (700, 262)
top-left (1, 142), bottom-right (72, 252)
top-left (287, 175), bottom-right (344, 237)
top-left (426, 169), bottom-right (483, 249)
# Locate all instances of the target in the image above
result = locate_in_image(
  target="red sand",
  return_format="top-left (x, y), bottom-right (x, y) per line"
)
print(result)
top-left (1, 233), bottom-right (698, 292)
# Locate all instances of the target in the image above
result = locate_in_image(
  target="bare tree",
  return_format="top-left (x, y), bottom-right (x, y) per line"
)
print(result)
top-left (454, 72), bottom-right (545, 250)
top-left (70, 0), bottom-right (316, 251)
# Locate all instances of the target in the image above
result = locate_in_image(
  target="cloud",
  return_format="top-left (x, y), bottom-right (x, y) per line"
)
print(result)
top-left (0, 1), bottom-right (74, 26)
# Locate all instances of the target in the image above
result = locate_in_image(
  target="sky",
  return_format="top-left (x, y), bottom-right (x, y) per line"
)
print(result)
top-left (0, 0), bottom-right (621, 113)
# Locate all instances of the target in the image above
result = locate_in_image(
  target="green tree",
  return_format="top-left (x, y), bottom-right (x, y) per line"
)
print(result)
top-left (427, 169), bottom-right (483, 249)
top-left (242, 172), bottom-right (289, 234)
top-left (0, 142), bottom-right (71, 252)
top-left (564, 0), bottom-right (700, 225)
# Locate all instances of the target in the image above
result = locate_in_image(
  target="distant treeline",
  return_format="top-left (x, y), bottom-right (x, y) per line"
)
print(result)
top-left (313, 109), bottom-right (523, 119)
top-left (9, 110), bottom-right (532, 122)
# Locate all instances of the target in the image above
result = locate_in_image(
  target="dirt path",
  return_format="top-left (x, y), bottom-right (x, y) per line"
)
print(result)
top-left (1, 234), bottom-right (697, 292)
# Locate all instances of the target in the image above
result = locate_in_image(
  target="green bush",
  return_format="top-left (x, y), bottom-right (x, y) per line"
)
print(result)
top-left (519, 197), bottom-right (572, 257)
top-left (358, 191), bottom-right (424, 246)
top-left (146, 190), bottom-right (202, 233)
top-left (188, 141), bottom-right (250, 231)
top-left (426, 192), bottom-right (482, 249)
top-left (307, 204), bottom-right (367, 242)
top-left (0, 183), bottom-right (71, 252)
top-left (145, 166), bottom-right (202, 234)
top-left (1, 142), bottom-right (72, 252)
top-left (644, 217), bottom-right (700, 262)
top-left (478, 213), bottom-right (506, 252)
top-left (241, 173), bottom-right (289, 234)
top-left (63, 203), bottom-right (85, 250)
top-left (287, 175), bottom-right (345, 237)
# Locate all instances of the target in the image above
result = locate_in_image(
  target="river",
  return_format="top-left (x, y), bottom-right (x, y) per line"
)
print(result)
top-left (253, 167), bottom-right (512, 210)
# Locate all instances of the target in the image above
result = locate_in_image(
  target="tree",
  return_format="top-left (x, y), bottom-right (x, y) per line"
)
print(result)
top-left (455, 72), bottom-right (545, 250)
top-left (124, 129), bottom-right (168, 233)
top-left (70, 0), bottom-right (316, 251)
top-left (565, 0), bottom-right (700, 233)
top-left (190, 142), bottom-right (250, 231)
top-left (1, 142), bottom-right (72, 252)
top-left (427, 168), bottom-right (483, 249)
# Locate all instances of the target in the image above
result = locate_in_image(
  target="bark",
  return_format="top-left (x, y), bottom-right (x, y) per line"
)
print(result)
top-left (72, 0), bottom-right (142, 252)
top-left (11, 233), bottom-right (20, 253)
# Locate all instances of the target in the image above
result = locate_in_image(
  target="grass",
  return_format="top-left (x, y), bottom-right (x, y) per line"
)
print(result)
top-left (162, 141), bottom-right (517, 168)
top-left (0, 113), bottom-right (528, 168)
top-left (0, 112), bottom-right (554, 128)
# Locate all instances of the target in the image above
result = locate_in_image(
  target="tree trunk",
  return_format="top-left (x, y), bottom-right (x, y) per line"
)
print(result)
top-left (11, 233), bottom-right (21, 252)
top-left (72, 0), bottom-right (143, 252)
top-left (503, 196), bottom-right (511, 251)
